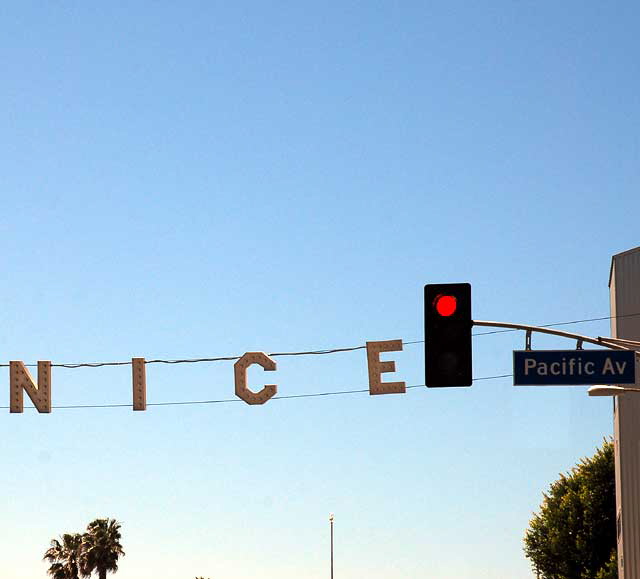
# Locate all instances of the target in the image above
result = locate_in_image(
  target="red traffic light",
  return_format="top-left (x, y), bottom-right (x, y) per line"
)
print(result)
top-left (425, 283), bottom-right (472, 387)
top-left (434, 294), bottom-right (457, 317)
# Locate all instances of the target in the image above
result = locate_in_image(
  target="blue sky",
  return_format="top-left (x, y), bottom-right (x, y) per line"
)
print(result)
top-left (1, 2), bottom-right (639, 578)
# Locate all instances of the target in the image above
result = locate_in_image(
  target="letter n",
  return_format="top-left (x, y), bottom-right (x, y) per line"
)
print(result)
top-left (10, 361), bottom-right (52, 413)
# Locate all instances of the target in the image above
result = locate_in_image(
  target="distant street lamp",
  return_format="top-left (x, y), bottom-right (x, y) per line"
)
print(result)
top-left (329, 513), bottom-right (334, 579)
top-left (588, 385), bottom-right (640, 396)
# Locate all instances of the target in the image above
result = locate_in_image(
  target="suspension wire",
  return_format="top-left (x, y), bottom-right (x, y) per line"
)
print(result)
top-left (1, 312), bottom-right (637, 369)
top-left (0, 374), bottom-right (516, 411)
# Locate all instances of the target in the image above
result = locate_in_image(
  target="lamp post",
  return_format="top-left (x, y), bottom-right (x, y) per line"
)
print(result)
top-left (588, 385), bottom-right (640, 397)
top-left (329, 513), bottom-right (334, 579)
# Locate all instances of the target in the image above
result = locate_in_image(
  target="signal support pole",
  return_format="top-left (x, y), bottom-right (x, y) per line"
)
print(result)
top-left (329, 513), bottom-right (334, 579)
top-left (610, 247), bottom-right (640, 579)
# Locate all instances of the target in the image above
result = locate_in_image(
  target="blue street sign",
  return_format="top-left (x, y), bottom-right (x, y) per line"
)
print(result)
top-left (513, 349), bottom-right (636, 386)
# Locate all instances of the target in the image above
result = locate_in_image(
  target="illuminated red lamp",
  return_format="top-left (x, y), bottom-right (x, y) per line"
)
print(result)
top-left (434, 294), bottom-right (457, 317)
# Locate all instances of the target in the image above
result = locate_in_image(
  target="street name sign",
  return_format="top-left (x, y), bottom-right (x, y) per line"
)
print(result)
top-left (513, 349), bottom-right (636, 386)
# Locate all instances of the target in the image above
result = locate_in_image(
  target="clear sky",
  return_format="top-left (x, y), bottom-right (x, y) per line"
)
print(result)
top-left (1, 2), bottom-right (639, 578)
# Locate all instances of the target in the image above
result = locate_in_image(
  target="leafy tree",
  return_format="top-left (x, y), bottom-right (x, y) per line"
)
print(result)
top-left (43, 533), bottom-right (84, 579)
top-left (80, 518), bottom-right (125, 579)
top-left (524, 440), bottom-right (617, 579)
top-left (595, 551), bottom-right (618, 579)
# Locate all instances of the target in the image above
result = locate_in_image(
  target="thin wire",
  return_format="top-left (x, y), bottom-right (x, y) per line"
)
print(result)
top-left (2, 312), bottom-right (638, 369)
top-left (0, 374), bottom-right (516, 411)
top-left (0, 345), bottom-right (368, 368)
top-left (144, 345), bottom-right (367, 366)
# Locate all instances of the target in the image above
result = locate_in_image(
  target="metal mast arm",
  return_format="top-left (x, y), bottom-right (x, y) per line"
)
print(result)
top-left (472, 320), bottom-right (640, 351)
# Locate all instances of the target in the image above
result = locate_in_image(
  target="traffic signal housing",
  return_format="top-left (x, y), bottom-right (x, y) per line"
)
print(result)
top-left (424, 283), bottom-right (472, 387)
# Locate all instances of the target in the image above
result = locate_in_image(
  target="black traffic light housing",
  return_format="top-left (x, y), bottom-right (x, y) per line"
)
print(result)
top-left (424, 283), bottom-right (473, 387)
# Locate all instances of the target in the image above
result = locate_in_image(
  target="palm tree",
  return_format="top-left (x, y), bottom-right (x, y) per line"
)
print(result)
top-left (80, 518), bottom-right (125, 579)
top-left (43, 533), bottom-right (83, 579)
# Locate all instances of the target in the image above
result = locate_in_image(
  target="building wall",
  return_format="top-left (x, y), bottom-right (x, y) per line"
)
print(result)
top-left (610, 247), bottom-right (640, 579)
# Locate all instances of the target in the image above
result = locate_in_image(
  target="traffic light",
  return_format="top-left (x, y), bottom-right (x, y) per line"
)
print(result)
top-left (424, 283), bottom-right (472, 387)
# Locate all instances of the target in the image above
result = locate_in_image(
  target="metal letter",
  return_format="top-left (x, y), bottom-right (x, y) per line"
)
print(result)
top-left (132, 358), bottom-right (147, 411)
top-left (366, 340), bottom-right (406, 395)
top-left (234, 352), bottom-right (277, 405)
top-left (10, 361), bottom-right (51, 413)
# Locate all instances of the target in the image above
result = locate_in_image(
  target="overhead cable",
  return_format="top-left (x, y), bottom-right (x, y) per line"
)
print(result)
top-left (0, 374), bottom-right (515, 411)
top-left (1, 311), bottom-right (637, 369)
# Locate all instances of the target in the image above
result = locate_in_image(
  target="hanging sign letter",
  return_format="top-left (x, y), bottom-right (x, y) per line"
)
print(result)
top-left (10, 361), bottom-right (52, 413)
top-left (132, 358), bottom-right (147, 411)
top-left (234, 352), bottom-right (277, 405)
top-left (366, 340), bottom-right (406, 395)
